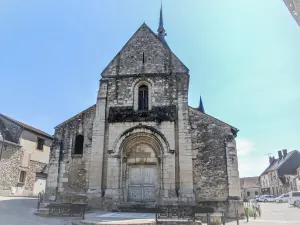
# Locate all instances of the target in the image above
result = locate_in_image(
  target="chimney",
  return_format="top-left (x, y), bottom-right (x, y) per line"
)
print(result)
top-left (269, 156), bottom-right (275, 164)
top-left (283, 149), bottom-right (287, 158)
top-left (278, 151), bottom-right (283, 160)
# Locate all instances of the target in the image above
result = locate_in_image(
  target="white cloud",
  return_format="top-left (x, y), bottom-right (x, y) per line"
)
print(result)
top-left (235, 138), bottom-right (268, 177)
top-left (236, 138), bottom-right (255, 156)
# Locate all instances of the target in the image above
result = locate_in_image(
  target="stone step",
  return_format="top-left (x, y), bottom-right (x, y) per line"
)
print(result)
top-left (78, 219), bottom-right (156, 225)
top-left (75, 219), bottom-right (202, 225)
top-left (34, 207), bottom-right (49, 217)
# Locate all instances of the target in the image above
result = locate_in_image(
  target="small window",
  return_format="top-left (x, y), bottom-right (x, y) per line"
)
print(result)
top-left (255, 191), bottom-right (258, 195)
top-left (19, 171), bottom-right (26, 183)
top-left (247, 192), bottom-right (250, 197)
top-left (37, 138), bottom-right (44, 151)
top-left (138, 85), bottom-right (148, 111)
top-left (74, 135), bottom-right (84, 155)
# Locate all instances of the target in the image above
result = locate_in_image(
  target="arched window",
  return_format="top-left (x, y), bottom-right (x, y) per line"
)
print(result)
top-left (138, 85), bottom-right (148, 110)
top-left (74, 135), bottom-right (84, 155)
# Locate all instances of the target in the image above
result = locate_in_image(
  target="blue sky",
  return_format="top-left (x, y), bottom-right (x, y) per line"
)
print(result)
top-left (0, 0), bottom-right (299, 177)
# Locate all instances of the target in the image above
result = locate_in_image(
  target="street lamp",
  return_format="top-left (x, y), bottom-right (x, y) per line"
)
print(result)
top-left (0, 128), bottom-right (8, 161)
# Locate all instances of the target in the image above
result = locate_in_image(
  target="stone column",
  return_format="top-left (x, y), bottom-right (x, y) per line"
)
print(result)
top-left (226, 137), bottom-right (241, 197)
top-left (104, 156), bottom-right (121, 200)
top-left (226, 136), bottom-right (244, 218)
top-left (45, 140), bottom-right (60, 200)
top-left (176, 74), bottom-right (194, 203)
top-left (88, 79), bottom-right (108, 203)
top-left (162, 153), bottom-right (177, 203)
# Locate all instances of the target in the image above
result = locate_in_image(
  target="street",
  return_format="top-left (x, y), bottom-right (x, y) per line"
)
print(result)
top-left (0, 196), bottom-right (300, 225)
top-left (239, 202), bottom-right (300, 225)
top-left (0, 196), bottom-right (72, 225)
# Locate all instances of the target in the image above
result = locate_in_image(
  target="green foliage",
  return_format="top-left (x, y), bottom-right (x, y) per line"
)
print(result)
top-left (244, 207), bottom-right (257, 217)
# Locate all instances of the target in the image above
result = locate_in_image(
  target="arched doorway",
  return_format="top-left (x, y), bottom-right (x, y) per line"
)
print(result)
top-left (119, 134), bottom-right (163, 204)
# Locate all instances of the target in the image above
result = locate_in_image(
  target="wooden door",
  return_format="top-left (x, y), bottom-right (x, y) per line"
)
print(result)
top-left (128, 165), bottom-right (156, 202)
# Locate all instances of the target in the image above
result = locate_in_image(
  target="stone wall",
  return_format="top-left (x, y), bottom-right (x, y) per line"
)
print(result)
top-left (46, 105), bottom-right (95, 201)
top-left (189, 108), bottom-right (230, 202)
top-left (189, 107), bottom-right (243, 217)
top-left (101, 23), bottom-right (188, 77)
top-left (106, 75), bottom-right (178, 109)
top-left (24, 160), bottom-right (47, 192)
top-left (0, 141), bottom-right (22, 195)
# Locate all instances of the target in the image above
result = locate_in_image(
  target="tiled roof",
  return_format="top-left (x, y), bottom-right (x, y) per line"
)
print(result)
top-left (240, 177), bottom-right (260, 188)
top-left (0, 114), bottom-right (53, 139)
top-left (260, 150), bottom-right (297, 176)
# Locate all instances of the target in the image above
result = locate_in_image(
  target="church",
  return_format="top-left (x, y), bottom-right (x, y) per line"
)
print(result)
top-left (46, 6), bottom-right (243, 217)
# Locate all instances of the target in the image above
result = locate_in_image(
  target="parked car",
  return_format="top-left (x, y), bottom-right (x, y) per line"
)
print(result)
top-left (258, 195), bottom-right (276, 202)
top-left (275, 194), bottom-right (289, 203)
top-left (288, 191), bottom-right (300, 206)
top-left (295, 200), bottom-right (300, 208)
top-left (250, 196), bottom-right (261, 202)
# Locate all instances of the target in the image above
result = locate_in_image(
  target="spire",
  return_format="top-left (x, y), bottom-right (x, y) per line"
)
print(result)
top-left (198, 96), bottom-right (205, 113)
top-left (157, 2), bottom-right (168, 46)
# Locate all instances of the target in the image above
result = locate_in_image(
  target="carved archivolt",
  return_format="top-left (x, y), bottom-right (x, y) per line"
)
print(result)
top-left (111, 125), bottom-right (171, 156)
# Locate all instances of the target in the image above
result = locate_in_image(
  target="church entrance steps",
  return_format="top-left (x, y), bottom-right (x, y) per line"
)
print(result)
top-left (74, 219), bottom-right (202, 225)
top-left (71, 212), bottom-right (202, 225)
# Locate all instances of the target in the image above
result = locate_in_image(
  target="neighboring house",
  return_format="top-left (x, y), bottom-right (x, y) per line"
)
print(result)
top-left (283, 0), bottom-right (300, 26)
top-left (0, 114), bottom-right (53, 196)
top-left (240, 177), bottom-right (261, 200)
top-left (45, 6), bottom-right (243, 217)
top-left (259, 150), bottom-right (300, 196)
top-left (296, 167), bottom-right (300, 191)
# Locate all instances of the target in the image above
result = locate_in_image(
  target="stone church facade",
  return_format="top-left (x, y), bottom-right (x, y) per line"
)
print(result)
top-left (46, 8), bottom-right (243, 217)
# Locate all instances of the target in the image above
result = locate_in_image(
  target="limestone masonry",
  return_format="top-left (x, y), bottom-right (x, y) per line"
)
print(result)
top-left (45, 9), bottom-right (243, 217)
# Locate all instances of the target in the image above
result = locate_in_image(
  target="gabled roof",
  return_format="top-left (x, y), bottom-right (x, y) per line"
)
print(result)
top-left (260, 150), bottom-right (298, 176)
top-left (55, 104), bottom-right (96, 129)
top-left (189, 107), bottom-right (239, 137)
top-left (0, 114), bottom-right (53, 140)
top-left (101, 23), bottom-right (189, 77)
top-left (283, 0), bottom-right (300, 27)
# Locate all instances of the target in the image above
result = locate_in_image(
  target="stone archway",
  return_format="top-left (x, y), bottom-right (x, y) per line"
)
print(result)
top-left (119, 133), bottom-right (163, 204)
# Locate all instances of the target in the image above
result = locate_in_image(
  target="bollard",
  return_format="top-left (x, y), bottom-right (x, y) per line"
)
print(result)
top-left (236, 209), bottom-right (239, 225)
top-left (222, 210), bottom-right (225, 225)
top-left (207, 213), bottom-right (211, 225)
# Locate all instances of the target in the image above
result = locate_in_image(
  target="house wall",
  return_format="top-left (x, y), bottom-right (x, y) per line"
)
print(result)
top-left (241, 187), bottom-right (261, 199)
top-left (20, 130), bottom-right (52, 164)
top-left (0, 140), bottom-right (22, 195)
top-left (297, 168), bottom-right (300, 191)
